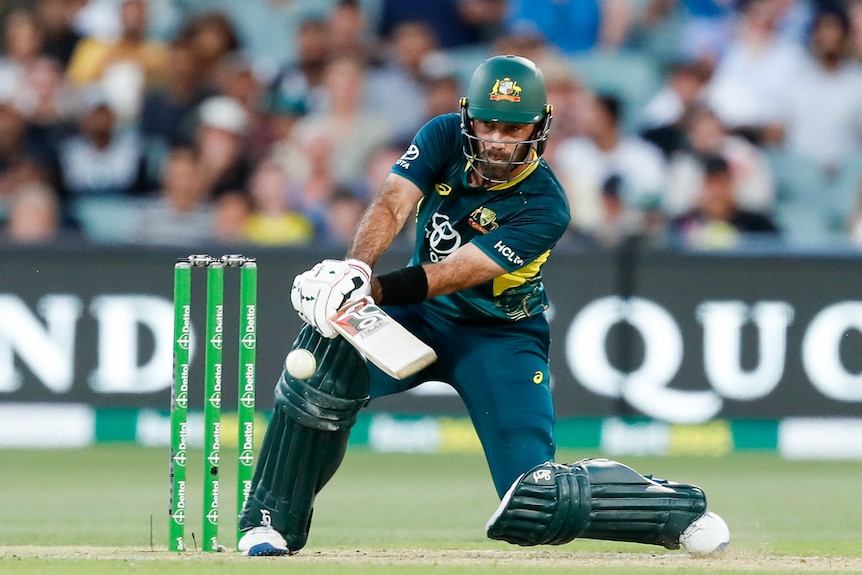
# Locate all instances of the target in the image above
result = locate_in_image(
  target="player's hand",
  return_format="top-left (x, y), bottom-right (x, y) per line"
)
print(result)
top-left (290, 259), bottom-right (372, 338)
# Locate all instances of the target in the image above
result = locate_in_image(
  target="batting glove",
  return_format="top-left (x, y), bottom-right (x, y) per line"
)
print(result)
top-left (290, 259), bottom-right (372, 338)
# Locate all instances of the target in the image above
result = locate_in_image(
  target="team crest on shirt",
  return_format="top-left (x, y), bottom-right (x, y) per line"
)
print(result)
top-left (468, 207), bottom-right (499, 234)
top-left (489, 78), bottom-right (521, 102)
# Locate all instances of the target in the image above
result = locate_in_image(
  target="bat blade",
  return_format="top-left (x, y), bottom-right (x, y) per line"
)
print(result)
top-left (329, 297), bottom-right (437, 379)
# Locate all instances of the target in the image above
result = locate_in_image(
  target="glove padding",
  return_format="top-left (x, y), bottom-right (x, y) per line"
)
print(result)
top-left (291, 259), bottom-right (372, 338)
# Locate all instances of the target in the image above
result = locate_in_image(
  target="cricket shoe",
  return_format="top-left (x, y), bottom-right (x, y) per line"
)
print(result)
top-left (238, 526), bottom-right (295, 556)
top-left (679, 511), bottom-right (731, 555)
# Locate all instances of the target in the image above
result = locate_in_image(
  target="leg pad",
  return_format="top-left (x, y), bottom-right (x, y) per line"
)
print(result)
top-left (239, 325), bottom-right (369, 551)
top-left (486, 458), bottom-right (707, 549)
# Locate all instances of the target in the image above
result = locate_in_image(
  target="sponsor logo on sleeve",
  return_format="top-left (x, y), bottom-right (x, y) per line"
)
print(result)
top-left (493, 240), bottom-right (524, 266)
top-left (396, 144), bottom-right (420, 169)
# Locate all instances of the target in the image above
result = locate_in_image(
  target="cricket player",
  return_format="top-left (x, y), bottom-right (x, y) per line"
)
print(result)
top-left (237, 55), bottom-right (730, 556)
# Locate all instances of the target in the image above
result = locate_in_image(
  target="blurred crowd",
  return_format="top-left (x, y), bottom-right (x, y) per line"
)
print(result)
top-left (1, 0), bottom-right (862, 251)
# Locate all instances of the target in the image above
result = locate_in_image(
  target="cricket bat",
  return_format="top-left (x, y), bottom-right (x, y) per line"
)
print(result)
top-left (329, 296), bottom-right (437, 379)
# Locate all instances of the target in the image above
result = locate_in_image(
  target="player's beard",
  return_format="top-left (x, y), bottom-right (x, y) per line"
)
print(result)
top-left (477, 142), bottom-right (532, 184)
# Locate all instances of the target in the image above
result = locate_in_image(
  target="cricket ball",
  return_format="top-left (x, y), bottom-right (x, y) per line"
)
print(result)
top-left (285, 349), bottom-right (317, 379)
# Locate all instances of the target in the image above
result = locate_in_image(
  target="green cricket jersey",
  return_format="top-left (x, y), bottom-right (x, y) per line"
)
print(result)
top-left (391, 113), bottom-right (570, 322)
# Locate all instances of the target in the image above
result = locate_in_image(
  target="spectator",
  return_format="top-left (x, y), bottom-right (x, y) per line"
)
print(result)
top-left (71, 0), bottom-right (124, 41)
top-left (492, 27), bottom-right (556, 68)
top-left (505, 0), bottom-right (633, 55)
top-left (540, 56), bottom-right (587, 167)
top-left (664, 105), bottom-right (775, 217)
top-left (705, 0), bottom-right (806, 141)
top-left (851, 0), bottom-right (862, 60)
top-left (244, 158), bottom-right (314, 246)
top-left (366, 20), bottom-right (446, 141)
top-left (591, 173), bottom-right (652, 248)
top-left (0, 102), bottom-right (47, 202)
top-left (274, 54), bottom-right (392, 194)
top-left (280, 126), bottom-right (335, 233)
top-left (423, 70), bottom-right (462, 119)
top-left (252, 89), bottom-right (306, 166)
top-left (669, 154), bottom-right (779, 249)
top-left (553, 92), bottom-right (667, 238)
top-left (319, 184), bottom-right (368, 247)
top-left (174, 0), bottom-right (293, 78)
top-left (639, 59), bottom-right (713, 157)
top-left (54, 86), bottom-right (146, 199)
top-left (213, 190), bottom-right (252, 244)
top-left (377, 0), bottom-right (505, 49)
top-left (0, 9), bottom-right (46, 110)
top-left (36, 0), bottom-right (84, 68)
top-left (212, 54), bottom-right (269, 162)
top-left (771, 0), bottom-right (816, 46)
top-left (268, 17), bottom-right (330, 119)
top-left (138, 37), bottom-right (208, 188)
top-left (0, 7), bottom-right (77, 158)
top-left (193, 95), bottom-right (253, 200)
top-left (66, 0), bottom-right (168, 123)
top-left (176, 11), bottom-right (241, 94)
top-left (349, 142), bottom-right (405, 202)
top-left (20, 55), bottom-right (74, 129)
top-left (213, 53), bottom-right (264, 121)
top-left (1, 8), bottom-right (43, 66)
top-left (328, 0), bottom-right (374, 59)
top-left (1, 179), bottom-right (64, 243)
top-left (129, 145), bottom-right (214, 246)
top-left (651, 0), bottom-right (737, 66)
top-left (764, 1), bottom-right (862, 175)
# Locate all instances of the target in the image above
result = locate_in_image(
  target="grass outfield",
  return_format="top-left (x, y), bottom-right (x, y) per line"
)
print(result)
top-left (1, 446), bottom-right (861, 574)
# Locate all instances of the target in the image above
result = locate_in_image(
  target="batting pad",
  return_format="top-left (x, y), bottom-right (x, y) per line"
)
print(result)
top-left (239, 325), bottom-right (369, 552)
top-left (487, 458), bottom-right (707, 549)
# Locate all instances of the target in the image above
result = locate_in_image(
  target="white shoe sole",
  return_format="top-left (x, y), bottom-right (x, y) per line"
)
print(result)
top-left (238, 526), bottom-right (293, 557)
top-left (243, 542), bottom-right (294, 557)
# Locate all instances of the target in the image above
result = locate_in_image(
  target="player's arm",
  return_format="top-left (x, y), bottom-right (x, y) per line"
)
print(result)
top-left (291, 172), bottom-right (422, 337)
top-left (347, 173), bottom-right (423, 268)
top-left (423, 244), bottom-right (505, 298)
top-left (346, 157), bottom-right (507, 303)
top-left (371, 242), bottom-right (505, 305)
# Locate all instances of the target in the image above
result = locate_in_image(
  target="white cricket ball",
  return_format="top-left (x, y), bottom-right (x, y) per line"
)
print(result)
top-left (285, 349), bottom-right (317, 379)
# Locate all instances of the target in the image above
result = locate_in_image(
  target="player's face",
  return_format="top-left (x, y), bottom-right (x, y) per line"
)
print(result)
top-left (471, 120), bottom-right (535, 183)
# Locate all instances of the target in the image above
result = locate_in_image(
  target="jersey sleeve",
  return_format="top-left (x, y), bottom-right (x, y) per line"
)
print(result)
top-left (391, 113), bottom-right (462, 197)
top-left (471, 196), bottom-right (569, 273)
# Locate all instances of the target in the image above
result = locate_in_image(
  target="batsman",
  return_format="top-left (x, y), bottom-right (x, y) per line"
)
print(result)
top-left (237, 55), bottom-right (730, 556)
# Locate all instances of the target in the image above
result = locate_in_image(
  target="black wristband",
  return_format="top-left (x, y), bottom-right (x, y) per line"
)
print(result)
top-left (376, 266), bottom-right (429, 306)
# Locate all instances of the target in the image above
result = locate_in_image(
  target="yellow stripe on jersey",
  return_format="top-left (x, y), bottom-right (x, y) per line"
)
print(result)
top-left (492, 249), bottom-right (550, 296)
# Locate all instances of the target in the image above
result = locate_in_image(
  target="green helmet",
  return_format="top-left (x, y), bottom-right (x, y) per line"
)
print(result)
top-left (464, 54), bottom-right (549, 124)
top-left (460, 55), bottom-right (553, 185)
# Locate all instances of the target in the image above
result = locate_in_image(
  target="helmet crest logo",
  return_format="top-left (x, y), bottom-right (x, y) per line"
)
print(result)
top-left (489, 78), bottom-right (521, 102)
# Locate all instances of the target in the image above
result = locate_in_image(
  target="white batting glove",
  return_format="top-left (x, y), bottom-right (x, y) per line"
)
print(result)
top-left (290, 259), bottom-right (372, 338)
